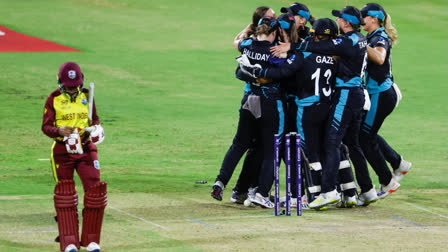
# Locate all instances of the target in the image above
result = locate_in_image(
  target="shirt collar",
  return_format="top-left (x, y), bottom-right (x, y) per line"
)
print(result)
top-left (368, 27), bottom-right (385, 39)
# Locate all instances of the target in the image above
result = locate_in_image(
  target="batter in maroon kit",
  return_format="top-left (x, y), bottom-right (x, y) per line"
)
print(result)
top-left (42, 62), bottom-right (106, 252)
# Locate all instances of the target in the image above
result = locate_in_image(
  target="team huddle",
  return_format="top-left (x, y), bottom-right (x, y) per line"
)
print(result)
top-left (211, 2), bottom-right (412, 210)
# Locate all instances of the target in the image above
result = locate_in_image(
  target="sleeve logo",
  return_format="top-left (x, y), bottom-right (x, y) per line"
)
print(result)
top-left (332, 38), bottom-right (342, 45)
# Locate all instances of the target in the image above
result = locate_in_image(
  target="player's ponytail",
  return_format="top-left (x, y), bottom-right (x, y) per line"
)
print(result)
top-left (288, 23), bottom-right (299, 43)
top-left (383, 13), bottom-right (398, 46)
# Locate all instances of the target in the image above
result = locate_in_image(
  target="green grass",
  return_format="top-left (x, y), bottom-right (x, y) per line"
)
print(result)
top-left (0, 0), bottom-right (447, 251)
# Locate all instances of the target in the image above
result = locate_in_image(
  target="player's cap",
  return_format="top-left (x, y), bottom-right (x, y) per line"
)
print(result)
top-left (257, 16), bottom-right (280, 33)
top-left (332, 6), bottom-right (363, 25)
top-left (280, 2), bottom-right (311, 21)
top-left (360, 3), bottom-right (386, 20)
top-left (58, 62), bottom-right (84, 87)
top-left (277, 13), bottom-right (295, 30)
top-left (312, 18), bottom-right (338, 37)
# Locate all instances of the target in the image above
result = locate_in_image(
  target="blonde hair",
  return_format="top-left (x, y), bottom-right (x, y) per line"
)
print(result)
top-left (255, 24), bottom-right (273, 36)
top-left (382, 13), bottom-right (398, 46)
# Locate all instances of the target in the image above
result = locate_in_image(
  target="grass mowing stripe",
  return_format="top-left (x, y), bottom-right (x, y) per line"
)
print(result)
top-left (389, 214), bottom-right (426, 228)
top-left (404, 202), bottom-right (448, 219)
top-left (109, 206), bottom-right (170, 231)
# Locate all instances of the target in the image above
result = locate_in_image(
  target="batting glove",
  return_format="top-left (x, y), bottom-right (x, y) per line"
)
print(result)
top-left (64, 130), bottom-right (83, 154)
top-left (88, 125), bottom-right (105, 145)
top-left (239, 63), bottom-right (262, 79)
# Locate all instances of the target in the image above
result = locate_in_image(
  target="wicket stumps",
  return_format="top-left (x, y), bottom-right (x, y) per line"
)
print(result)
top-left (274, 134), bottom-right (280, 216)
top-left (274, 133), bottom-right (302, 216)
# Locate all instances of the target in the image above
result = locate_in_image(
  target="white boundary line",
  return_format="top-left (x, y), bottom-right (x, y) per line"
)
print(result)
top-left (108, 206), bottom-right (170, 231)
top-left (404, 202), bottom-right (448, 220)
top-left (37, 158), bottom-right (50, 161)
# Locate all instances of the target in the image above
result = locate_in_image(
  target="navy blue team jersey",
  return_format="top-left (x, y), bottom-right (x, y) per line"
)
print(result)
top-left (365, 27), bottom-right (393, 94)
top-left (237, 37), bottom-right (281, 95)
top-left (259, 50), bottom-right (337, 105)
top-left (299, 30), bottom-right (367, 88)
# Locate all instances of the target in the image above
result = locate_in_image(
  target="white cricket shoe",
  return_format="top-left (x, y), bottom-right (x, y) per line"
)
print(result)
top-left (86, 242), bottom-right (100, 252)
top-left (250, 193), bottom-right (274, 208)
top-left (279, 196), bottom-right (298, 208)
top-left (341, 195), bottom-right (357, 208)
top-left (377, 179), bottom-right (400, 199)
top-left (309, 189), bottom-right (340, 209)
top-left (393, 157), bottom-right (412, 182)
top-left (247, 187), bottom-right (257, 200)
top-left (64, 244), bottom-right (78, 252)
top-left (301, 197), bottom-right (310, 210)
top-left (357, 187), bottom-right (379, 206)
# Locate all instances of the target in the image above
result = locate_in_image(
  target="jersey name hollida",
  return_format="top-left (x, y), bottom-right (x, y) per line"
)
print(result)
top-left (243, 48), bottom-right (270, 61)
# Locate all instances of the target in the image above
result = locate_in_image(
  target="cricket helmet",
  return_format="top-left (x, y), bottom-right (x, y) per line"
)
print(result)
top-left (312, 18), bottom-right (338, 37)
top-left (58, 61), bottom-right (84, 87)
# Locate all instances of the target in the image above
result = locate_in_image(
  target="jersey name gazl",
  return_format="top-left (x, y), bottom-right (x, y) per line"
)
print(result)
top-left (243, 48), bottom-right (270, 61)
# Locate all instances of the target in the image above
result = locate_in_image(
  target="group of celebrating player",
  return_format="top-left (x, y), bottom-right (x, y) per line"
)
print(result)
top-left (211, 2), bottom-right (412, 210)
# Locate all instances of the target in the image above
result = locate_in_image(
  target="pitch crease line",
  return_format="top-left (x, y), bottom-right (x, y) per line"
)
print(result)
top-left (187, 218), bottom-right (220, 230)
top-left (404, 202), bottom-right (448, 219)
top-left (109, 206), bottom-right (170, 231)
top-left (1, 229), bottom-right (57, 234)
top-left (389, 214), bottom-right (425, 228)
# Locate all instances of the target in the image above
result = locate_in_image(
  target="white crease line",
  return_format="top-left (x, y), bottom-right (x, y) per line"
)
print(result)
top-left (200, 215), bottom-right (274, 221)
top-left (404, 202), bottom-right (448, 220)
top-left (108, 206), bottom-right (170, 231)
top-left (1, 230), bottom-right (57, 234)
top-left (38, 159), bottom-right (50, 161)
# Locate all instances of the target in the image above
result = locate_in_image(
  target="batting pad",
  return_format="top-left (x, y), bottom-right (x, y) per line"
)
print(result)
top-left (81, 181), bottom-right (107, 246)
top-left (54, 179), bottom-right (80, 251)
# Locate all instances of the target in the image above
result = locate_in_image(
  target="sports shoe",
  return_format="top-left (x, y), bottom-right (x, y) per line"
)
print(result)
top-left (377, 179), bottom-right (400, 199)
top-left (230, 190), bottom-right (247, 204)
top-left (300, 198), bottom-right (309, 210)
top-left (279, 196), bottom-right (298, 208)
top-left (357, 187), bottom-right (379, 206)
top-left (64, 244), bottom-right (78, 252)
top-left (309, 189), bottom-right (340, 209)
top-left (393, 157), bottom-right (412, 182)
top-left (250, 193), bottom-right (274, 208)
top-left (86, 242), bottom-right (100, 252)
top-left (211, 181), bottom-right (224, 201)
top-left (247, 187), bottom-right (257, 200)
top-left (341, 195), bottom-right (357, 208)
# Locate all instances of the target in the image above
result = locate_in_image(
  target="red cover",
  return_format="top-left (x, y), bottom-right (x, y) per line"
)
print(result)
top-left (0, 25), bottom-right (80, 52)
